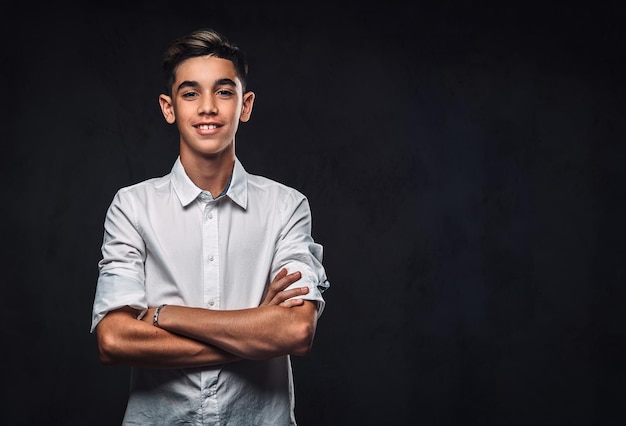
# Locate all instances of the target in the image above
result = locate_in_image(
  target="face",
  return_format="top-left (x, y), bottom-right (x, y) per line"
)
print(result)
top-left (159, 55), bottom-right (255, 160)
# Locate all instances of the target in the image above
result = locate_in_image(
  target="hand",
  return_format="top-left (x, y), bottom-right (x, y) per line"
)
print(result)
top-left (261, 268), bottom-right (309, 307)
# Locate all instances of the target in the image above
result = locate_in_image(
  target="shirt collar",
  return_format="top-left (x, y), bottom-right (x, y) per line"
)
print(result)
top-left (227, 158), bottom-right (248, 209)
top-left (171, 156), bottom-right (248, 209)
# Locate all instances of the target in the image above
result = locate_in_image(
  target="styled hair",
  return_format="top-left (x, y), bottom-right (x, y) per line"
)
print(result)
top-left (162, 28), bottom-right (249, 95)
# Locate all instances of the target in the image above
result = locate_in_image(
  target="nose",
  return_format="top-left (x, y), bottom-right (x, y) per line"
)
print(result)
top-left (198, 94), bottom-right (218, 115)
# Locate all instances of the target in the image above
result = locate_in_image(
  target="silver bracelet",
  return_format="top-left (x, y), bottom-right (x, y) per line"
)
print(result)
top-left (153, 304), bottom-right (167, 328)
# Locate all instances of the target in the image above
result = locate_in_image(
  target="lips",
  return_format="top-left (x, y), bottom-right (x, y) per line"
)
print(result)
top-left (193, 122), bottom-right (222, 135)
top-left (195, 124), bottom-right (218, 130)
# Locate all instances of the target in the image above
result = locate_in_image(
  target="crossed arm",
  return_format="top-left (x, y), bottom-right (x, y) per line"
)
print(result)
top-left (95, 269), bottom-right (318, 369)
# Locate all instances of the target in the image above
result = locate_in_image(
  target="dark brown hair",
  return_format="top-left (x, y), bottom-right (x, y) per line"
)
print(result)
top-left (162, 28), bottom-right (249, 95)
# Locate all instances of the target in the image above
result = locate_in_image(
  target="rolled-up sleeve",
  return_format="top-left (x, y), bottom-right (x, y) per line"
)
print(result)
top-left (272, 190), bottom-right (330, 317)
top-left (90, 190), bottom-right (147, 332)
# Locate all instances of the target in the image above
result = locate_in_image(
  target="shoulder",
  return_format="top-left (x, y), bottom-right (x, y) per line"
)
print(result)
top-left (110, 173), bottom-right (172, 207)
top-left (244, 172), bottom-right (313, 225)
top-left (116, 176), bottom-right (167, 195)
top-left (247, 172), bottom-right (307, 204)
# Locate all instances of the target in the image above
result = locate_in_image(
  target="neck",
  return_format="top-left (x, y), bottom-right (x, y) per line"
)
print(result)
top-left (180, 150), bottom-right (235, 196)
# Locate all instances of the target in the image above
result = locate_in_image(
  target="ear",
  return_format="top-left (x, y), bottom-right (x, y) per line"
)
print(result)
top-left (159, 94), bottom-right (176, 124)
top-left (240, 91), bottom-right (255, 123)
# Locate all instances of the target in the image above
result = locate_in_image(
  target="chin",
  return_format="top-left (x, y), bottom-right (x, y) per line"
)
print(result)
top-left (182, 141), bottom-right (234, 159)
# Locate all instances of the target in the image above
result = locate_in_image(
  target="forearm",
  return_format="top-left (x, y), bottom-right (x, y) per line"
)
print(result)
top-left (153, 302), bottom-right (318, 360)
top-left (95, 307), bottom-right (239, 369)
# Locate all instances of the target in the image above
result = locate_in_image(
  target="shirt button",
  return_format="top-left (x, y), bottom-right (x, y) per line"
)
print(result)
top-left (208, 212), bottom-right (213, 219)
top-left (208, 255), bottom-right (214, 261)
top-left (208, 300), bottom-right (215, 307)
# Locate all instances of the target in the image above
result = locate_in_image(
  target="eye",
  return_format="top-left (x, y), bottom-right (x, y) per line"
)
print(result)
top-left (217, 89), bottom-right (234, 97)
top-left (181, 91), bottom-right (198, 99)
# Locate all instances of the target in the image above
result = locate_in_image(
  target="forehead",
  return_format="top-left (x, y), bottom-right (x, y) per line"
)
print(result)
top-left (173, 55), bottom-right (241, 87)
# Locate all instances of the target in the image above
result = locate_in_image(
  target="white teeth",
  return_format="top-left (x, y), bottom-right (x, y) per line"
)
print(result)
top-left (197, 124), bottom-right (217, 130)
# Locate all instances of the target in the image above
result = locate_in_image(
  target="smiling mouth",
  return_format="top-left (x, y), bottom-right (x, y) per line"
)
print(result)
top-left (196, 124), bottom-right (218, 130)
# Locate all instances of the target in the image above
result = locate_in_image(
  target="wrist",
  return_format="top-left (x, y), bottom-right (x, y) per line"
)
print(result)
top-left (153, 304), bottom-right (168, 328)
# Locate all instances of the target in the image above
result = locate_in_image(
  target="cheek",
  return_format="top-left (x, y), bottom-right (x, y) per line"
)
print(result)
top-left (172, 104), bottom-right (193, 122)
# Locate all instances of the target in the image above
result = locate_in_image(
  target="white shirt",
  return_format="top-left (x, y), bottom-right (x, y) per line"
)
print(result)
top-left (91, 156), bottom-right (329, 425)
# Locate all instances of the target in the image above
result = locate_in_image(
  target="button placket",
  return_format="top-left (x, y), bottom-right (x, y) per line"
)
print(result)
top-left (201, 197), bottom-right (220, 309)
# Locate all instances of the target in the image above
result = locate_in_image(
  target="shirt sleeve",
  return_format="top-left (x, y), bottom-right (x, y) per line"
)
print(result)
top-left (272, 189), bottom-right (330, 317)
top-left (90, 190), bottom-right (148, 332)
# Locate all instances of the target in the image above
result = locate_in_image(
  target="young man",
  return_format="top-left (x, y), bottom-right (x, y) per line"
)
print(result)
top-left (90, 28), bottom-right (330, 425)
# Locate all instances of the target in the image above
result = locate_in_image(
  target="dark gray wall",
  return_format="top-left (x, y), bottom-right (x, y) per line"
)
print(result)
top-left (2, 1), bottom-right (625, 425)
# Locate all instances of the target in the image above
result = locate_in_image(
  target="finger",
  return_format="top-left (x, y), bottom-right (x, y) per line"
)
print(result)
top-left (275, 270), bottom-right (300, 283)
top-left (277, 271), bottom-right (302, 288)
top-left (273, 286), bottom-right (309, 303)
top-left (267, 269), bottom-right (291, 291)
top-left (267, 271), bottom-right (301, 296)
top-left (279, 298), bottom-right (305, 308)
top-left (262, 270), bottom-right (303, 306)
top-left (273, 268), bottom-right (288, 282)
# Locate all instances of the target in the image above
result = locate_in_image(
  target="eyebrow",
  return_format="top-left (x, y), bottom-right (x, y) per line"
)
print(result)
top-left (176, 80), bottom-right (200, 91)
top-left (176, 78), bottom-right (238, 92)
top-left (215, 78), bottom-right (237, 88)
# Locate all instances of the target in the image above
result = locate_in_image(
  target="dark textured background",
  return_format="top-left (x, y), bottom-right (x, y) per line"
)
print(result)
top-left (2, 1), bottom-right (625, 425)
